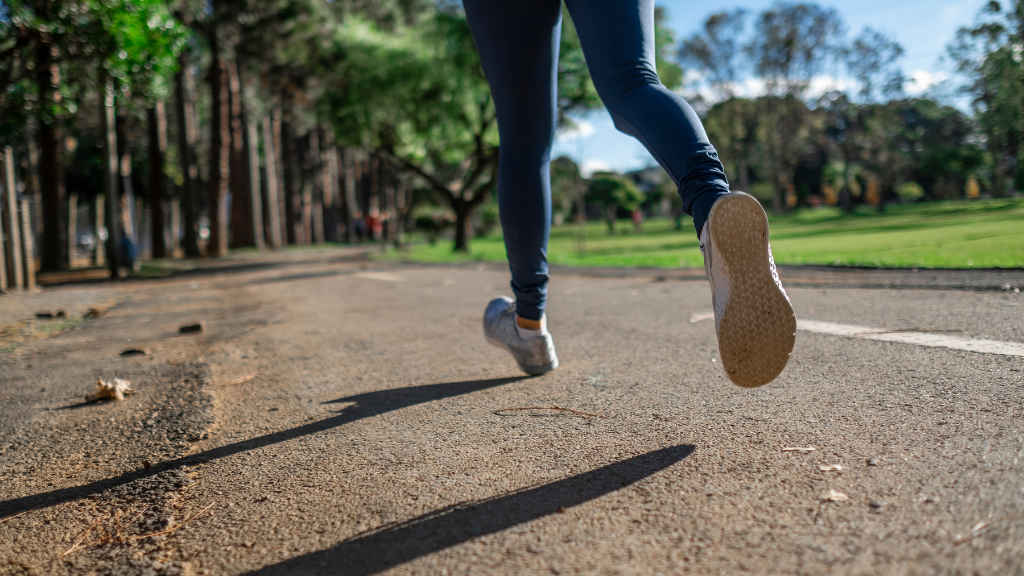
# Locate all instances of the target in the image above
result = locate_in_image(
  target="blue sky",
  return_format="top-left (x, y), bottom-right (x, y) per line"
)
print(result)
top-left (552, 0), bottom-right (986, 176)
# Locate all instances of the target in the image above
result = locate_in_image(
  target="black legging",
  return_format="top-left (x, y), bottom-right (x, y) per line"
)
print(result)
top-left (464, 0), bottom-right (731, 321)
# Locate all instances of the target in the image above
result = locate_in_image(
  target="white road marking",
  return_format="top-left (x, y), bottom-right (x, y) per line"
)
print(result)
top-left (690, 312), bottom-right (1024, 357)
top-left (796, 319), bottom-right (888, 337)
top-left (688, 311), bottom-right (716, 323)
top-left (353, 271), bottom-right (405, 282)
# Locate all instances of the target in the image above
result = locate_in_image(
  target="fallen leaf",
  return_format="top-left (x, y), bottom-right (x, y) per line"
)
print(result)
top-left (819, 464), bottom-right (843, 472)
top-left (822, 490), bottom-right (848, 502)
top-left (782, 446), bottom-right (816, 452)
top-left (86, 378), bottom-right (134, 402)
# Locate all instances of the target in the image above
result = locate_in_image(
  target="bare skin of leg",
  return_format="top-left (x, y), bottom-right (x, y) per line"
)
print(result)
top-left (517, 317), bottom-right (542, 330)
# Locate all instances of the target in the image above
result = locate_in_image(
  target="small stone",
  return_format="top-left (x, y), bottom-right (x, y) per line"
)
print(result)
top-left (866, 458), bottom-right (878, 466)
top-left (869, 501), bottom-right (885, 509)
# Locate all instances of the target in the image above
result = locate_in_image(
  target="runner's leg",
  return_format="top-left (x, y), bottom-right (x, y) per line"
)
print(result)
top-left (564, 0), bottom-right (731, 235)
top-left (463, 0), bottom-right (561, 322)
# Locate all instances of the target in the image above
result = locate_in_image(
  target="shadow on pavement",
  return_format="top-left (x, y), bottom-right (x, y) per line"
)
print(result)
top-left (0, 376), bottom-right (527, 519)
top-left (247, 444), bottom-right (695, 576)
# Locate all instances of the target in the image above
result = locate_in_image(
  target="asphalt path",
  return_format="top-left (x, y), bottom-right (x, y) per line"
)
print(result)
top-left (1, 252), bottom-right (1022, 575)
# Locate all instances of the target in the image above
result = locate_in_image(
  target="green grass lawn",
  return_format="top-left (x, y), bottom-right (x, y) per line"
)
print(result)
top-left (376, 198), bottom-right (1024, 269)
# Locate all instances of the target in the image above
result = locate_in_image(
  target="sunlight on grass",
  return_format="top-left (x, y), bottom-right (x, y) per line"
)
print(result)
top-left (376, 198), bottom-right (1024, 269)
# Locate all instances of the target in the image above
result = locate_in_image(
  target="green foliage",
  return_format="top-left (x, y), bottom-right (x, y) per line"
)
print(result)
top-left (379, 199), bottom-right (1024, 270)
top-left (475, 202), bottom-right (499, 237)
top-left (92, 0), bottom-right (187, 102)
top-left (557, 8), bottom-right (601, 123)
top-left (549, 156), bottom-right (586, 217)
top-left (414, 209), bottom-right (455, 245)
top-left (897, 182), bottom-right (925, 201)
top-left (587, 173), bottom-right (646, 212)
top-left (653, 7), bottom-right (683, 91)
top-left (327, 12), bottom-right (495, 172)
top-left (586, 172), bottom-right (645, 234)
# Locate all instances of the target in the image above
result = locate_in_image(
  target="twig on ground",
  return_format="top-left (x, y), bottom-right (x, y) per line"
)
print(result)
top-left (493, 406), bottom-right (608, 418)
top-left (0, 511), bottom-right (29, 525)
top-left (126, 503), bottom-right (215, 541)
top-left (213, 374), bottom-right (257, 387)
top-left (60, 516), bottom-right (103, 557)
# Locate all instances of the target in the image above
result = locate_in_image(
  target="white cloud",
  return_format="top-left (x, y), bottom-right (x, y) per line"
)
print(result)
top-left (686, 75), bottom-right (858, 106)
top-left (906, 70), bottom-right (949, 95)
top-left (556, 120), bottom-right (596, 141)
top-left (579, 159), bottom-right (612, 178)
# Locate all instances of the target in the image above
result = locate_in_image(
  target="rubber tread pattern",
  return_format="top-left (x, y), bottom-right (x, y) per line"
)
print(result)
top-left (708, 194), bottom-right (796, 388)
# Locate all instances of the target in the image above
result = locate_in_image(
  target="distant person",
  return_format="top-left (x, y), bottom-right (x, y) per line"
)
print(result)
top-left (473, 0), bottom-right (796, 387)
top-left (352, 210), bottom-right (365, 243)
top-left (365, 207), bottom-right (383, 242)
top-left (631, 209), bottom-right (643, 233)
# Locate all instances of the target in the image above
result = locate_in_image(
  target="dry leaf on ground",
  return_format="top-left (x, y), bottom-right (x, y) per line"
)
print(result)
top-left (86, 378), bottom-right (134, 402)
top-left (822, 489), bottom-right (848, 502)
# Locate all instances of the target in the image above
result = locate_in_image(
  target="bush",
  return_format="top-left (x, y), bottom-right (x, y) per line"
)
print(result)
top-left (897, 181), bottom-right (925, 201)
top-left (475, 203), bottom-right (500, 237)
top-left (414, 211), bottom-right (455, 245)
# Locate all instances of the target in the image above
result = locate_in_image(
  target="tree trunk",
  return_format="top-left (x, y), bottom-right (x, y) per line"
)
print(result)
top-left (66, 193), bottom-right (76, 271)
top-left (94, 195), bottom-right (105, 266)
top-left (281, 115), bottom-right (299, 244)
top-left (453, 200), bottom-right (473, 252)
top-left (148, 103), bottom-right (168, 258)
top-left (308, 129), bottom-right (324, 244)
top-left (3, 147), bottom-right (23, 287)
top-left (737, 156), bottom-right (750, 193)
top-left (24, 122), bottom-right (42, 257)
top-left (116, 110), bottom-right (140, 273)
top-left (342, 148), bottom-right (357, 243)
top-left (246, 120), bottom-right (265, 250)
top-left (261, 116), bottom-right (283, 248)
top-left (228, 60), bottom-right (253, 248)
top-left (271, 106), bottom-right (288, 245)
top-left (169, 199), bottom-right (180, 256)
top-left (37, 42), bottom-right (66, 272)
top-left (207, 48), bottom-right (231, 257)
top-left (840, 150), bottom-right (853, 213)
top-left (394, 180), bottom-right (409, 248)
top-left (321, 127), bottom-right (340, 243)
top-left (101, 80), bottom-right (121, 278)
top-left (20, 198), bottom-right (36, 289)
top-left (382, 160), bottom-right (396, 244)
top-left (771, 170), bottom-right (785, 214)
top-left (606, 207), bottom-right (615, 235)
top-left (989, 129), bottom-right (1005, 198)
top-left (175, 53), bottom-right (201, 257)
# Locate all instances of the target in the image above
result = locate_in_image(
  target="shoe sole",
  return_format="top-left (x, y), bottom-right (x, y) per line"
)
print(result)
top-left (485, 335), bottom-right (559, 376)
top-left (709, 193), bottom-right (796, 388)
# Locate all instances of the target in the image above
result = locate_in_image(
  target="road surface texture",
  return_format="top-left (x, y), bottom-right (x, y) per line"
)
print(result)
top-left (1, 249), bottom-right (1022, 576)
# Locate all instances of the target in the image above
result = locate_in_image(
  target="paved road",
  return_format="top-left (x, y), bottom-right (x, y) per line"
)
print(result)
top-left (1, 251), bottom-right (1022, 575)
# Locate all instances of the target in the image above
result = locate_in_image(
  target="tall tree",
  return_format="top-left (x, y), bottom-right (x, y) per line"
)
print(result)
top-left (747, 3), bottom-right (844, 211)
top-left (948, 0), bottom-right (1024, 196)
top-left (846, 27), bottom-right (905, 104)
top-left (680, 9), bottom-right (749, 100)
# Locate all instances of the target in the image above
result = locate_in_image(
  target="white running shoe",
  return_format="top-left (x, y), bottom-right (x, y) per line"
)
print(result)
top-left (483, 296), bottom-right (559, 376)
top-left (700, 192), bottom-right (796, 388)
